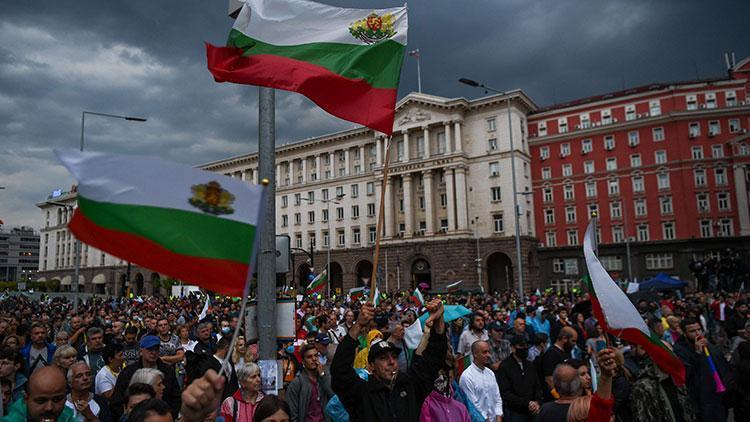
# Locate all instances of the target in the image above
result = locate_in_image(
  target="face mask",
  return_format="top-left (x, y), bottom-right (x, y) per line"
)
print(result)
top-left (515, 348), bottom-right (529, 359)
top-left (221, 327), bottom-right (231, 334)
top-left (433, 372), bottom-right (450, 396)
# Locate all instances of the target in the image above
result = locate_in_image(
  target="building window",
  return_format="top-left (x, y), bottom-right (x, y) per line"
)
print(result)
top-left (367, 203), bottom-right (376, 217)
top-left (487, 118), bottom-right (496, 132)
top-left (700, 220), bottom-right (713, 237)
top-left (353, 228), bottom-right (361, 245)
top-left (712, 145), bottom-right (724, 158)
top-left (604, 135), bottom-right (615, 150)
top-left (293, 193), bottom-right (301, 206)
top-left (625, 105), bottom-right (636, 121)
top-left (697, 193), bottom-right (710, 213)
top-left (542, 167), bottom-right (551, 180)
top-left (488, 138), bottom-right (498, 151)
top-left (649, 100), bottom-right (661, 116)
top-left (657, 172), bottom-right (670, 190)
top-left (335, 186), bottom-right (344, 197)
top-left (691, 146), bottom-right (704, 160)
top-left (605, 157), bottom-right (617, 171)
top-left (708, 121), bottom-right (720, 136)
top-left (322, 209), bottom-right (329, 222)
top-left (660, 196), bottom-right (673, 215)
top-left (715, 167), bottom-right (727, 186)
top-left (562, 164), bottom-right (573, 177)
top-left (565, 258), bottom-right (579, 275)
top-left (653, 127), bottom-right (665, 142)
top-left (399, 199), bottom-right (404, 212)
top-left (662, 222), bottom-right (675, 240)
top-left (567, 230), bottom-right (579, 246)
top-left (634, 199), bottom-right (647, 217)
top-left (281, 195), bottom-right (288, 208)
top-left (646, 253), bottom-right (673, 269)
top-left (437, 132), bottom-right (446, 154)
top-left (561, 143), bottom-right (571, 157)
top-left (543, 187), bottom-right (553, 202)
top-left (337, 229), bottom-right (346, 246)
top-left (586, 181), bottom-right (597, 198)
top-left (718, 218), bottom-right (733, 236)
top-left (540, 146), bottom-right (550, 160)
top-left (440, 193), bottom-right (447, 207)
top-left (558, 117), bottom-right (568, 133)
top-left (706, 92), bottom-right (716, 109)
top-left (637, 224), bottom-right (649, 241)
top-left (601, 109), bottom-right (612, 124)
top-left (726, 91), bottom-right (737, 107)
top-left (322, 188), bottom-right (329, 200)
top-left (546, 231), bottom-right (557, 247)
top-left (491, 186), bottom-right (502, 202)
top-left (566, 206), bottom-right (576, 223)
top-left (631, 176), bottom-right (645, 193)
top-left (630, 154), bottom-right (642, 168)
top-left (308, 211), bottom-right (315, 223)
top-left (369, 226), bottom-right (377, 243)
top-left (729, 119), bottom-right (741, 133)
top-left (294, 213), bottom-right (301, 225)
top-left (608, 179), bottom-right (620, 196)
top-left (584, 161), bottom-right (595, 174)
top-left (295, 233), bottom-right (302, 249)
top-left (281, 215), bottom-right (288, 227)
top-left (600, 256), bottom-right (623, 271)
top-left (694, 169), bottom-right (707, 186)
top-left (538, 121), bottom-right (547, 136)
top-left (553, 258), bottom-right (565, 273)
top-left (489, 162), bottom-right (500, 177)
top-left (582, 139), bottom-right (592, 154)
top-left (440, 219), bottom-right (449, 231)
top-left (336, 207), bottom-right (344, 220)
top-left (415, 136), bottom-right (425, 158)
top-left (396, 140), bottom-right (404, 161)
top-left (366, 182), bottom-right (375, 195)
top-left (612, 226), bottom-right (624, 243)
top-left (655, 150), bottom-right (667, 164)
top-left (418, 196), bottom-right (425, 210)
top-left (493, 214), bottom-right (504, 233)
top-left (628, 131), bottom-right (639, 146)
top-left (351, 205), bottom-right (359, 218)
top-left (564, 184), bottom-right (574, 200)
top-left (686, 95), bottom-right (697, 110)
top-left (544, 209), bottom-right (555, 224)
top-left (689, 122), bottom-right (700, 138)
top-left (718, 192), bottom-right (730, 211)
top-left (351, 184), bottom-right (359, 198)
top-left (580, 113), bottom-right (591, 128)
top-left (323, 231), bottom-right (329, 247)
top-left (610, 201), bottom-right (622, 219)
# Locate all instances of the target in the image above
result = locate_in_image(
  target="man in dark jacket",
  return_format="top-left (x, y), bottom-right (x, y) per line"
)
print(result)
top-left (109, 335), bottom-right (181, 420)
top-left (674, 317), bottom-right (732, 422)
top-left (20, 322), bottom-right (56, 376)
top-left (498, 333), bottom-right (543, 422)
top-left (331, 299), bottom-right (447, 422)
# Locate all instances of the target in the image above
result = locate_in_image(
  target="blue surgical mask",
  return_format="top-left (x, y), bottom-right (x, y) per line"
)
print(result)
top-left (221, 327), bottom-right (231, 334)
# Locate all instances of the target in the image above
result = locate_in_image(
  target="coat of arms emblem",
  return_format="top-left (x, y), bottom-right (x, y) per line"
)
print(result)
top-left (188, 181), bottom-right (235, 215)
top-left (349, 12), bottom-right (397, 44)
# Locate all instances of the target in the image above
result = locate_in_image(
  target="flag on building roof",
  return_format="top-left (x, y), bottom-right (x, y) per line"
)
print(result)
top-left (306, 269), bottom-right (328, 295)
top-left (583, 220), bottom-right (685, 386)
top-left (410, 287), bottom-right (424, 307)
top-left (446, 280), bottom-right (463, 293)
top-left (55, 149), bottom-right (265, 297)
top-left (349, 286), bottom-right (366, 302)
top-left (206, 0), bottom-right (408, 135)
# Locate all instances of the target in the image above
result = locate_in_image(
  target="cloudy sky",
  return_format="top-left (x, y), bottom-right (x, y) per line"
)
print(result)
top-left (1, 0), bottom-right (748, 230)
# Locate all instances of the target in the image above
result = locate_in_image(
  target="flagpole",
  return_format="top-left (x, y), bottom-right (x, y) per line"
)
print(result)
top-left (370, 136), bottom-right (393, 303)
top-left (408, 49), bottom-right (422, 93)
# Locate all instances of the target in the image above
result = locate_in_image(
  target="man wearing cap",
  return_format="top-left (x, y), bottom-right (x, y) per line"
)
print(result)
top-left (487, 321), bottom-right (512, 372)
top-left (313, 333), bottom-right (334, 374)
top-left (498, 334), bottom-right (544, 422)
top-left (331, 299), bottom-right (447, 421)
top-left (109, 335), bottom-right (181, 420)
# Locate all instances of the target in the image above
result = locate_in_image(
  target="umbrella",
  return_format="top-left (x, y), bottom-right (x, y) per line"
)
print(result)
top-left (639, 273), bottom-right (687, 291)
top-left (418, 304), bottom-right (472, 326)
top-left (418, 282), bottom-right (430, 290)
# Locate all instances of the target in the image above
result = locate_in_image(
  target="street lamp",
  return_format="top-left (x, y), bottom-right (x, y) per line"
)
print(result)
top-left (302, 193), bottom-right (345, 295)
top-left (69, 111), bottom-right (148, 309)
top-left (460, 78), bottom-right (526, 297)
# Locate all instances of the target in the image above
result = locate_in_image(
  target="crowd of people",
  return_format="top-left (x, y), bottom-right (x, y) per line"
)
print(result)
top-left (0, 285), bottom-right (747, 421)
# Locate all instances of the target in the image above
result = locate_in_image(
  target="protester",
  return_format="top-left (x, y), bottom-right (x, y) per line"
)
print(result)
top-left (457, 314), bottom-right (489, 359)
top-left (541, 327), bottom-right (577, 399)
top-left (79, 327), bottom-right (107, 375)
top-left (498, 333), bottom-right (543, 421)
top-left (286, 343), bottom-right (333, 422)
top-left (65, 361), bottom-right (113, 422)
top-left (95, 342), bottom-right (125, 399)
top-left (0, 347), bottom-right (26, 404)
top-left (130, 368), bottom-right (166, 400)
top-left (487, 321), bottom-right (512, 371)
top-left (220, 362), bottom-right (264, 422)
top-left (3, 366), bottom-right (73, 422)
top-left (459, 340), bottom-right (503, 421)
top-left (21, 322), bottom-right (56, 376)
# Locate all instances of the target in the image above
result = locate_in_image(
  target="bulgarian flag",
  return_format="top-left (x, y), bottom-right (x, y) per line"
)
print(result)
top-left (206, 0), bottom-right (408, 135)
top-left (56, 150), bottom-right (265, 297)
top-left (349, 286), bottom-right (366, 302)
top-left (583, 220), bottom-right (685, 386)
top-left (306, 269), bottom-right (328, 295)
top-left (410, 288), bottom-right (424, 307)
top-left (446, 280), bottom-right (463, 293)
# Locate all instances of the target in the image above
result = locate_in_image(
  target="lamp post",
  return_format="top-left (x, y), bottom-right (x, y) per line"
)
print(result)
top-left (71, 111), bottom-right (147, 309)
top-left (302, 194), bottom-right (345, 295)
top-left (459, 78), bottom-right (525, 297)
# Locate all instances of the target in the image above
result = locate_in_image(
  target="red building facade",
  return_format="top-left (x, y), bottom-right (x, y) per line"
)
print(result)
top-left (528, 58), bottom-right (750, 290)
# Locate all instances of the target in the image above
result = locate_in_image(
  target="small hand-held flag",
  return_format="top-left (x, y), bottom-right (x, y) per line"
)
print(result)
top-left (306, 269), bottom-right (328, 295)
top-left (56, 149), bottom-right (266, 297)
top-left (583, 219), bottom-right (685, 385)
top-left (198, 295), bottom-right (210, 321)
top-left (410, 287), bottom-right (424, 307)
top-left (703, 346), bottom-right (727, 393)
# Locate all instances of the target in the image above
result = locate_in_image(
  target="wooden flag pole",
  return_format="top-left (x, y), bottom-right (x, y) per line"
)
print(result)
top-left (370, 136), bottom-right (393, 304)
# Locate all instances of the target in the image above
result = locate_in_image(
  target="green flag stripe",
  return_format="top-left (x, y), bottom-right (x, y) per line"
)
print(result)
top-left (77, 196), bottom-right (255, 263)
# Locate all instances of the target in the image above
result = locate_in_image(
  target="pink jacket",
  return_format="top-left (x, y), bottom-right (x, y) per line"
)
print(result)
top-left (420, 390), bottom-right (471, 422)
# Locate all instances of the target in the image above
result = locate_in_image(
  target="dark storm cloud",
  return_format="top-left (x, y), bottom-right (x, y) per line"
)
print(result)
top-left (1, 0), bottom-right (748, 228)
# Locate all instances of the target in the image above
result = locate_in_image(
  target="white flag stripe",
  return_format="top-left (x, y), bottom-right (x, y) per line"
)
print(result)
top-left (583, 221), bottom-right (649, 336)
top-left (198, 295), bottom-right (210, 320)
top-left (235, 0), bottom-right (408, 46)
top-left (56, 149), bottom-right (264, 225)
top-left (404, 319), bottom-right (423, 350)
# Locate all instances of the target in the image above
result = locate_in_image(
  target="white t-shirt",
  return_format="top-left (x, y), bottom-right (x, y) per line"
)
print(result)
top-left (94, 366), bottom-right (118, 396)
top-left (65, 395), bottom-right (101, 422)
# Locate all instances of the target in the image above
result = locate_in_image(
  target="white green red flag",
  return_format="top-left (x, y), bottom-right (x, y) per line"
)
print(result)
top-left (306, 269), bottom-right (328, 295)
top-left (446, 280), bottom-right (463, 293)
top-left (410, 287), bottom-right (424, 307)
top-left (56, 150), bottom-right (265, 297)
top-left (349, 286), bottom-right (366, 302)
top-left (583, 220), bottom-right (685, 385)
top-left (206, 0), bottom-right (408, 135)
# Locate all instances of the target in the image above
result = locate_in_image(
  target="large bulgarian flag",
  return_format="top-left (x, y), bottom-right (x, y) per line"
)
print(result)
top-left (582, 220), bottom-right (685, 385)
top-left (206, 0), bottom-right (408, 135)
top-left (56, 150), bottom-right (265, 297)
top-left (306, 269), bottom-right (328, 295)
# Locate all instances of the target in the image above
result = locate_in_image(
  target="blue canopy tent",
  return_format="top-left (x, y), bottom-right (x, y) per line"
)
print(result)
top-left (639, 272), bottom-right (688, 291)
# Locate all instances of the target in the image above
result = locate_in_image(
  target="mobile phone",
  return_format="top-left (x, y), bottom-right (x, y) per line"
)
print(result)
top-left (595, 340), bottom-right (607, 352)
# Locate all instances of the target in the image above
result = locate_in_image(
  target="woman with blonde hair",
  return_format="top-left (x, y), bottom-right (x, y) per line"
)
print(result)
top-left (52, 345), bottom-right (78, 377)
top-left (221, 362), bottom-right (264, 422)
top-left (129, 368), bottom-right (165, 400)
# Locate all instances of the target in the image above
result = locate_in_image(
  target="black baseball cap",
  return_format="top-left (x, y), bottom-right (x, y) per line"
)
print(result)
top-left (367, 339), bottom-right (401, 362)
top-left (511, 333), bottom-right (530, 347)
